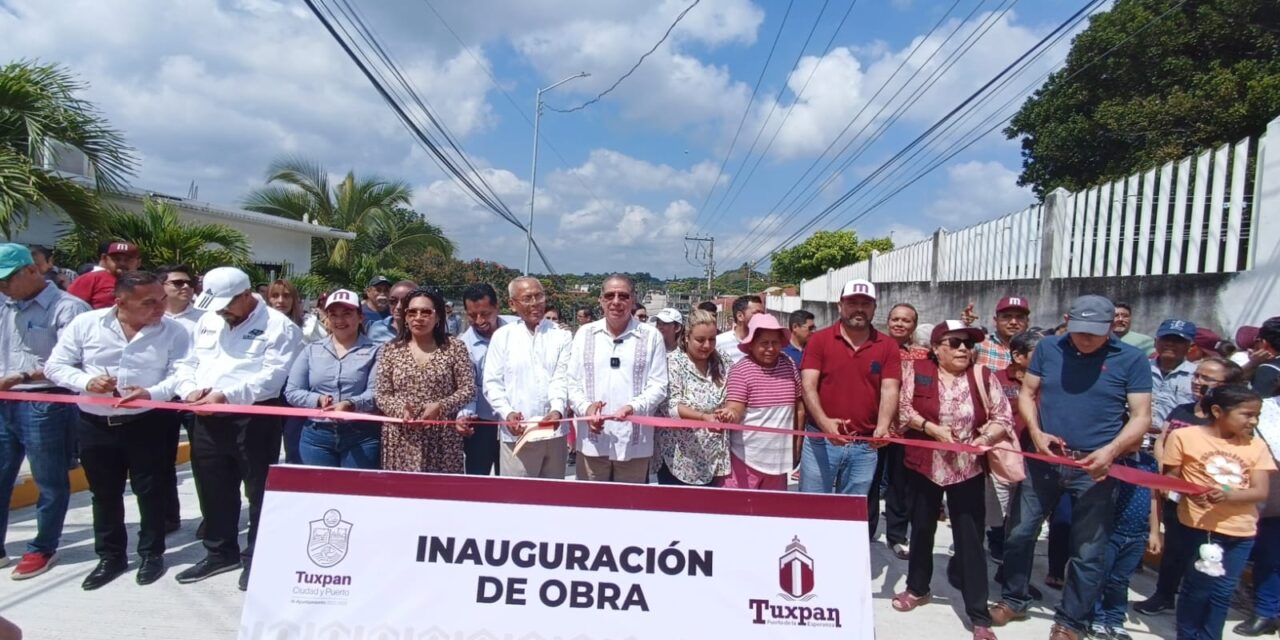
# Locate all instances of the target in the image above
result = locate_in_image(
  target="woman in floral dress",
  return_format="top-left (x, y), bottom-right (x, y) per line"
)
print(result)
top-left (375, 287), bottom-right (475, 473)
top-left (656, 308), bottom-right (731, 486)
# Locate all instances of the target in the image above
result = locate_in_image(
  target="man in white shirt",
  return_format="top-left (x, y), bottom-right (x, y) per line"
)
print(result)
top-left (567, 275), bottom-right (668, 483)
top-left (157, 264), bottom-right (203, 336)
top-left (483, 277), bottom-right (573, 479)
top-left (45, 271), bottom-right (190, 591)
top-left (171, 267), bottom-right (302, 591)
top-left (457, 283), bottom-right (518, 476)
top-left (156, 263), bottom-right (203, 534)
top-left (716, 294), bottom-right (764, 366)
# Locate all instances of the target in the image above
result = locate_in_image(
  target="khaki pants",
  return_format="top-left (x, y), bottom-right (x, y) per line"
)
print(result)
top-left (499, 436), bottom-right (569, 479)
top-left (575, 454), bottom-right (650, 483)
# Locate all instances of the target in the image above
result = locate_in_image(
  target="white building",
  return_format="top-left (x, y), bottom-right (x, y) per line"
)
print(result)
top-left (5, 144), bottom-right (354, 276)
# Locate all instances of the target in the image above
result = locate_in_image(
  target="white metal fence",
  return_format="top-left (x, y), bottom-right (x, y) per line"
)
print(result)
top-left (789, 115), bottom-right (1271, 303)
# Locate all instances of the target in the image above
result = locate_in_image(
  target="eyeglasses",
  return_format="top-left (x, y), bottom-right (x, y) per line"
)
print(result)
top-left (516, 292), bottom-right (547, 304)
top-left (166, 279), bottom-right (193, 288)
top-left (939, 337), bottom-right (977, 350)
top-left (405, 309), bottom-right (436, 318)
top-left (1192, 372), bottom-right (1225, 384)
top-left (602, 292), bottom-right (632, 301)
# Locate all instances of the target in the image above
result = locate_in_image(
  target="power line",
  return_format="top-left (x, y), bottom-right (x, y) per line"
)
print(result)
top-left (718, 0), bottom-right (975, 266)
top-left (691, 0), bottom-right (796, 230)
top-left (697, 0), bottom-right (841, 235)
top-left (826, 0), bottom-right (1190, 242)
top-left (752, 0), bottom-right (1107, 265)
top-left (546, 0), bottom-right (703, 113)
top-left (302, 0), bottom-right (559, 274)
top-left (416, 0), bottom-right (614, 216)
top-left (701, 0), bottom-right (859, 236)
top-left (723, 0), bottom-right (1018, 267)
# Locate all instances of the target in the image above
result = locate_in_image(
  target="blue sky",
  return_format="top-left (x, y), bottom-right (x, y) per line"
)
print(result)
top-left (0, 0), bottom-right (1098, 277)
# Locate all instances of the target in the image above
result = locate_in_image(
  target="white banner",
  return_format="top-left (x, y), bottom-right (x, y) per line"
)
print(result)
top-left (240, 466), bottom-right (873, 639)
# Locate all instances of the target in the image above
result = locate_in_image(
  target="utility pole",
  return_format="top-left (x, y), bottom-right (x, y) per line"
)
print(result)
top-left (684, 235), bottom-right (715, 300)
top-left (525, 72), bottom-right (589, 275)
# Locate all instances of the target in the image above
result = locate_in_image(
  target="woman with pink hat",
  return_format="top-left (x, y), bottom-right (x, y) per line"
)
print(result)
top-left (718, 314), bottom-right (803, 491)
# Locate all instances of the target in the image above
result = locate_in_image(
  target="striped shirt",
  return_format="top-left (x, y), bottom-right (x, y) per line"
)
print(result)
top-left (726, 356), bottom-right (800, 474)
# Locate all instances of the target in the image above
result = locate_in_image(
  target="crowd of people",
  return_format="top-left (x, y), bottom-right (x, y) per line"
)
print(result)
top-left (1, 239), bottom-right (1279, 640)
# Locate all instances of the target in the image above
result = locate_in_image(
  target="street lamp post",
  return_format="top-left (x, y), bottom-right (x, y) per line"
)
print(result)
top-left (525, 71), bottom-right (589, 275)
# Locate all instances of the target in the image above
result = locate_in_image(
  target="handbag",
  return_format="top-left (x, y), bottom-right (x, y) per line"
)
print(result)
top-left (971, 366), bottom-right (1026, 484)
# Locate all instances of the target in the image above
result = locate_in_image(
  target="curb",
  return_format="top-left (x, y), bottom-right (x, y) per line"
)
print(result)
top-left (8, 441), bottom-right (191, 510)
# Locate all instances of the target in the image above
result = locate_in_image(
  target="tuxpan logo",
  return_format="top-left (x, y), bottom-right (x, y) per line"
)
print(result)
top-left (748, 537), bottom-right (842, 628)
top-left (308, 509), bottom-right (353, 568)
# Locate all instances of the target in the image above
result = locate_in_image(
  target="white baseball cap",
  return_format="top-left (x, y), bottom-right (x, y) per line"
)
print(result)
top-left (654, 308), bottom-right (683, 324)
top-left (324, 289), bottom-right (361, 310)
top-left (840, 278), bottom-right (877, 301)
top-left (193, 267), bottom-right (251, 312)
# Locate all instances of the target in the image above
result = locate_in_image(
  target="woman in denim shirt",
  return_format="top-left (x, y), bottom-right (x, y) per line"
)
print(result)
top-left (285, 289), bottom-right (381, 469)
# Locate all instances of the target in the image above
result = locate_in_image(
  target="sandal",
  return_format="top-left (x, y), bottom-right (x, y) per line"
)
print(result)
top-left (972, 626), bottom-right (998, 640)
top-left (891, 590), bottom-right (931, 612)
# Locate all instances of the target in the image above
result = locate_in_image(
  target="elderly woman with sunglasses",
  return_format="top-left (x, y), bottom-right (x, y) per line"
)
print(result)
top-left (890, 320), bottom-right (1016, 640)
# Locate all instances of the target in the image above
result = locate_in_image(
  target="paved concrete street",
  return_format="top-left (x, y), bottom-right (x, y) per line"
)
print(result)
top-left (0, 463), bottom-right (1253, 639)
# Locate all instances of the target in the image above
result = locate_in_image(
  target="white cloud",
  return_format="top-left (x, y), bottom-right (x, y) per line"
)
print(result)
top-left (752, 10), bottom-right (1069, 161)
top-left (924, 160), bottom-right (1034, 225)
top-left (511, 0), bottom-right (764, 130)
top-left (549, 149), bottom-right (722, 197)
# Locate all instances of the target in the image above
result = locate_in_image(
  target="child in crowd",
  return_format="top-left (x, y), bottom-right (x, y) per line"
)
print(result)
top-left (1089, 449), bottom-right (1158, 640)
top-left (1162, 385), bottom-right (1275, 640)
top-left (720, 314), bottom-right (803, 491)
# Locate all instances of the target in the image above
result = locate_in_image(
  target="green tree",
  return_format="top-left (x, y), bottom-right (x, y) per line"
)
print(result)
top-left (243, 157), bottom-right (455, 285)
top-left (1005, 0), bottom-right (1280, 198)
top-left (0, 60), bottom-right (135, 236)
top-left (769, 230), bottom-right (893, 283)
top-left (55, 198), bottom-right (251, 274)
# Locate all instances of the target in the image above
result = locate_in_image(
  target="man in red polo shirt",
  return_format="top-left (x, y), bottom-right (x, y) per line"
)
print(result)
top-left (67, 241), bottom-right (140, 310)
top-left (799, 278), bottom-right (901, 539)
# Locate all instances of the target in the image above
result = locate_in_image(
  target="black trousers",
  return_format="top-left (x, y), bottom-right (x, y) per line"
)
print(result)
top-left (906, 470), bottom-right (991, 627)
top-left (463, 425), bottom-right (499, 476)
top-left (871, 443), bottom-right (911, 546)
top-left (78, 411), bottom-right (177, 560)
top-left (189, 411), bottom-right (281, 560)
top-left (164, 419), bottom-right (181, 525)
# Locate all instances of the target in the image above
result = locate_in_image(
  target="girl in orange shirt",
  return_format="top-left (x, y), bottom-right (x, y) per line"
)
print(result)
top-left (1162, 385), bottom-right (1275, 640)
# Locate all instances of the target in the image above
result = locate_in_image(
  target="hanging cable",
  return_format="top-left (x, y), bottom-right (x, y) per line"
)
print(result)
top-left (546, 0), bottom-right (703, 113)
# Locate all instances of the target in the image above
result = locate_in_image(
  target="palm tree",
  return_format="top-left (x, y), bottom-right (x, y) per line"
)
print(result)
top-left (0, 60), bottom-right (135, 237)
top-left (56, 198), bottom-right (251, 275)
top-left (243, 157), bottom-right (455, 284)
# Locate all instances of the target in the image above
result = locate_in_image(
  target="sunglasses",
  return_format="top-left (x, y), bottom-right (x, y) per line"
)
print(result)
top-left (166, 279), bottom-right (193, 288)
top-left (939, 337), bottom-right (977, 350)
top-left (602, 292), bottom-right (632, 301)
top-left (405, 308), bottom-right (436, 318)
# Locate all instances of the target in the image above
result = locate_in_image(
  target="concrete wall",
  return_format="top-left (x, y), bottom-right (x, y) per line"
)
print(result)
top-left (781, 272), bottom-right (1243, 337)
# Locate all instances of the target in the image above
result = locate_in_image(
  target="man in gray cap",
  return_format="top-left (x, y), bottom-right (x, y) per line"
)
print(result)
top-left (989, 294), bottom-right (1152, 640)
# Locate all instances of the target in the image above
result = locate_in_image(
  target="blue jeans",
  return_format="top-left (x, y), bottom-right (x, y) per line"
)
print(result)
top-left (1176, 528), bottom-right (1253, 640)
top-left (282, 416), bottom-right (305, 465)
top-left (0, 400), bottom-right (76, 555)
top-left (798, 428), bottom-right (878, 495)
top-left (1001, 458), bottom-right (1117, 633)
top-left (1251, 517), bottom-right (1280, 619)
top-left (1092, 532), bottom-right (1148, 627)
top-left (298, 421), bottom-right (381, 469)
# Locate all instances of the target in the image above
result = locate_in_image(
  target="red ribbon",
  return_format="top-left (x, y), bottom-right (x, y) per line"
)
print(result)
top-left (0, 389), bottom-right (1204, 494)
